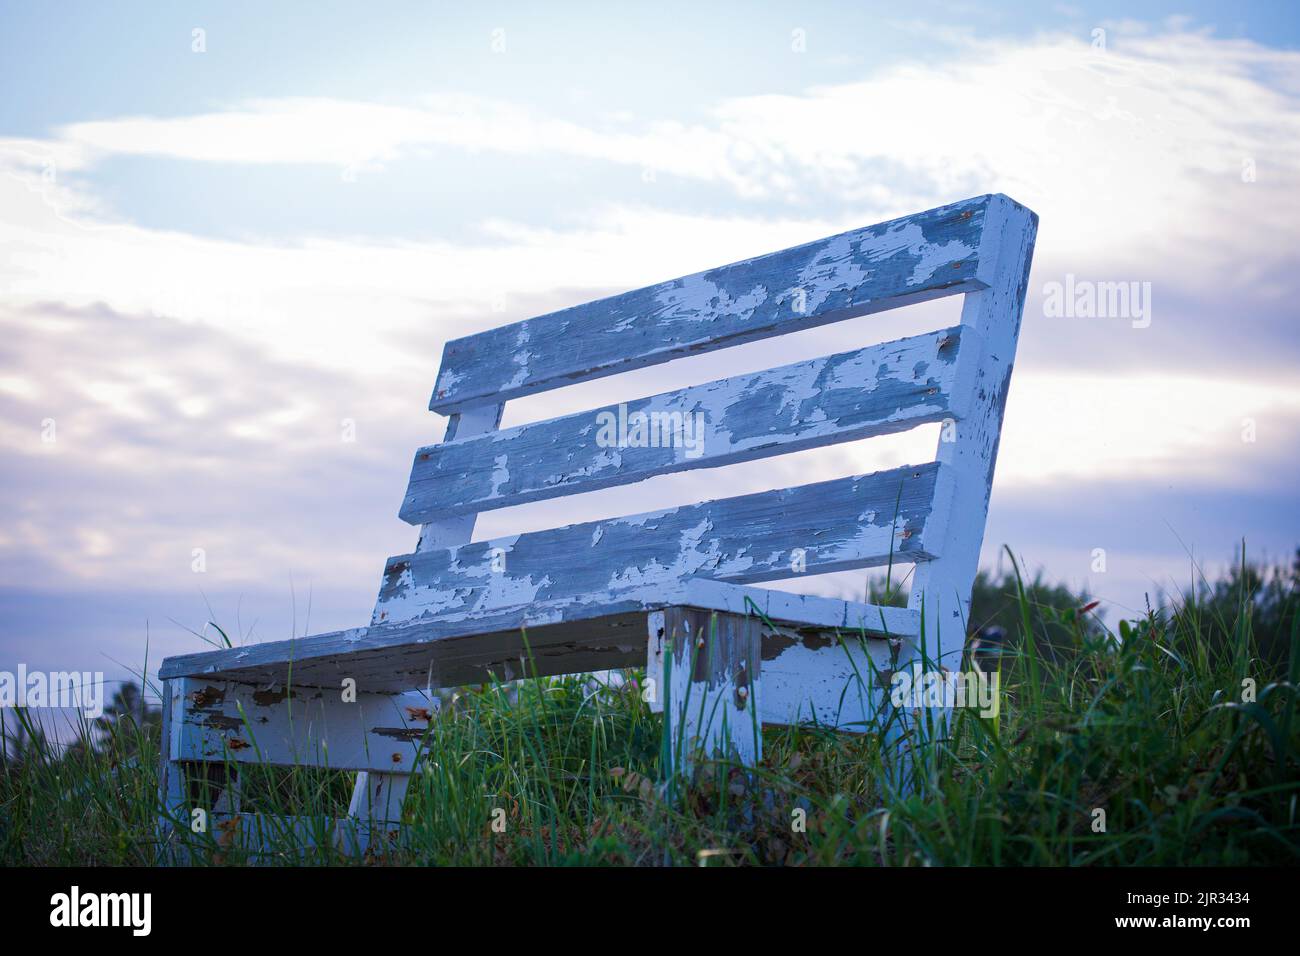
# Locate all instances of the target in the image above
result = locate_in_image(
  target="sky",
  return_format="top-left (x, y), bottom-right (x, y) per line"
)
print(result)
top-left (2, 1), bottom-right (1299, 722)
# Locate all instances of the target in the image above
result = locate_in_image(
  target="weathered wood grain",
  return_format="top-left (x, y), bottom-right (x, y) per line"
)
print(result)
top-left (430, 195), bottom-right (994, 412)
top-left (380, 462), bottom-right (940, 626)
top-left (758, 627), bottom-right (894, 732)
top-left (402, 326), bottom-right (973, 523)
top-left (168, 678), bottom-right (436, 773)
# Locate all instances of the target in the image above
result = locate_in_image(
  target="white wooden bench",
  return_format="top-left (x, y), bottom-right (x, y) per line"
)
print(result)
top-left (157, 193), bottom-right (1037, 854)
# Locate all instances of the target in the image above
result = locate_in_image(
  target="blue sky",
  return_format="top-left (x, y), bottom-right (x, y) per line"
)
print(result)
top-left (2, 1), bottom-right (1299, 722)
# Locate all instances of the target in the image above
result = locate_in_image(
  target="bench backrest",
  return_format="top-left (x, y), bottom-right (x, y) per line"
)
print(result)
top-left (374, 194), bottom-right (1037, 666)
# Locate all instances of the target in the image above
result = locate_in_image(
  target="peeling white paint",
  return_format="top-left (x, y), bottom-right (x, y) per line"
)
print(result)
top-left (160, 195), bottom-right (1035, 802)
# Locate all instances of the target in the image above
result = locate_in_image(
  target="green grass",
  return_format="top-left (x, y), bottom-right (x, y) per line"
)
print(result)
top-left (2, 554), bottom-right (1298, 866)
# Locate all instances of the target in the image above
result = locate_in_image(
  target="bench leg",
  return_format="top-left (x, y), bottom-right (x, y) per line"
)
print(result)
top-left (657, 608), bottom-right (762, 784)
top-left (156, 679), bottom-right (243, 863)
top-left (883, 588), bottom-right (971, 794)
top-left (884, 197), bottom-right (1037, 793)
top-left (345, 770), bottom-right (411, 856)
top-left (156, 679), bottom-right (185, 863)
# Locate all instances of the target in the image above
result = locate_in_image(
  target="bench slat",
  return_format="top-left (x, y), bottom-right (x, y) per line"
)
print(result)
top-left (430, 195), bottom-right (994, 412)
top-left (402, 325), bottom-right (972, 524)
top-left (378, 461), bottom-right (941, 626)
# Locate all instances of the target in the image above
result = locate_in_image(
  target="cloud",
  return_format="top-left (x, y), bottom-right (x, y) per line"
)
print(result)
top-left (2, 21), bottom-right (1298, 624)
top-left (33, 27), bottom-right (1300, 272)
top-left (58, 94), bottom-right (751, 194)
top-left (997, 372), bottom-right (1300, 489)
top-left (0, 300), bottom-right (413, 594)
top-left (0, 156), bottom-right (869, 377)
top-left (7, 24), bottom-right (1296, 304)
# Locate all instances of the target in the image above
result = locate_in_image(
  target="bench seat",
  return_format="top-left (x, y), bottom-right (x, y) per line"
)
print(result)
top-left (159, 577), bottom-right (916, 692)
